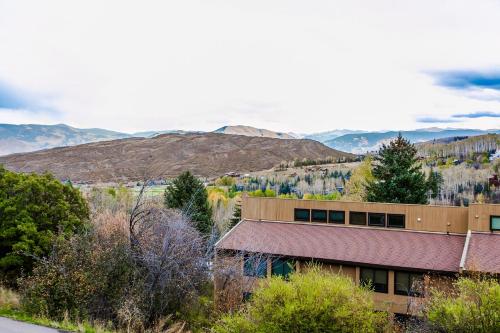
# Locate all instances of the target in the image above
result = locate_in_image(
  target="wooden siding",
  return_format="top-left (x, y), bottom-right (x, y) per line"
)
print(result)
top-left (242, 196), bottom-right (471, 234)
top-left (468, 203), bottom-right (500, 232)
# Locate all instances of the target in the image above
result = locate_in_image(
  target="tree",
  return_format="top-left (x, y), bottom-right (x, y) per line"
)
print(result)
top-left (0, 166), bottom-right (89, 285)
top-left (164, 171), bottom-right (213, 234)
top-left (427, 167), bottom-right (443, 199)
top-left (366, 134), bottom-right (429, 204)
top-left (344, 156), bottom-right (374, 201)
top-left (229, 200), bottom-right (241, 229)
top-left (425, 277), bottom-right (500, 332)
top-left (213, 266), bottom-right (390, 333)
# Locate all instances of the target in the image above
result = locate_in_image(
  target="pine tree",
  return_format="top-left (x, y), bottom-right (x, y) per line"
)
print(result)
top-left (229, 200), bottom-right (242, 229)
top-left (366, 134), bottom-right (429, 204)
top-left (427, 167), bottom-right (443, 199)
top-left (164, 171), bottom-right (213, 234)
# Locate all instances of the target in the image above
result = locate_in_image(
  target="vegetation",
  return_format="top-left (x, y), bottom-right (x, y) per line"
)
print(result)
top-left (425, 277), bottom-right (500, 332)
top-left (344, 156), bottom-right (374, 201)
top-left (0, 166), bottom-right (89, 285)
top-left (213, 266), bottom-right (389, 333)
top-left (366, 134), bottom-right (432, 204)
top-left (164, 171), bottom-right (213, 234)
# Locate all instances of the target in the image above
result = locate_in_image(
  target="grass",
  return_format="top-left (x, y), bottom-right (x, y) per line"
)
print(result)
top-left (0, 287), bottom-right (114, 333)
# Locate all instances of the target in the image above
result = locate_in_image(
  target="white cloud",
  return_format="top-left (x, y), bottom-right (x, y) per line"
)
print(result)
top-left (0, 0), bottom-right (499, 133)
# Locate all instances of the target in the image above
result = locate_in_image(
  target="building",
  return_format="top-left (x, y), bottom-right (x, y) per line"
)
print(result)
top-left (214, 196), bottom-right (500, 314)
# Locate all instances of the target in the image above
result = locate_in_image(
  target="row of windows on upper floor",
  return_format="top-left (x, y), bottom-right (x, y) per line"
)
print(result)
top-left (243, 255), bottom-right (424, 297)
top-left (294, 208), bottom-right (406, 228)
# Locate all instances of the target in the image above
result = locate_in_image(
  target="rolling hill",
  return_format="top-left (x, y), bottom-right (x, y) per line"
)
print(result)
top-left (416, 134), bottom-right (499, 158)
top-left (0, 133), bottom-right (353, 183)
top-left (0, 123), bottom-right (130, 156)
top-left (323, 129), bottom-right (500, 154)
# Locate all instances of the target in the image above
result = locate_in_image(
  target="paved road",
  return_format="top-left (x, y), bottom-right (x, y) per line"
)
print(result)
top-left (0, 317), bottom-right (63, 333)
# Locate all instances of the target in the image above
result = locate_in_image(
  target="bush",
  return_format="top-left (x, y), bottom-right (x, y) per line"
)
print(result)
top-left (0, 166), bottom-right (89, 285)
top-left (425, 277), bottom-right (500, 332)
top-left (247, 189), bottom-right (276, 197)
top-left (213, 266), bottom-right (390, 333)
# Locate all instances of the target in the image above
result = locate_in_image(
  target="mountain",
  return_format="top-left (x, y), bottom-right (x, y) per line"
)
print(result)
top-left (323, 129), bottom-right (500, 154)
top-left (0, 123), bottom-right (131, 156)
top-left (0, 133), bottom-right (354, 183)
top-left (304, 129), bottom-right (365, 142)
top-left (214, 125), bottom-right (297, 139)
top-left (132, 130), bottom-right (202, 138)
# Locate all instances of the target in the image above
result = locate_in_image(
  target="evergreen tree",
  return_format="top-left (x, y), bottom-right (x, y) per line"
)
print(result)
top-left (229, 200), bottom-right (242, 229)
top-left (366, 134), bottom-right (429, 204)
top-left (427, 168), bottom-right (443, 199)
top-left (164, 171), bottom-right (213, 234)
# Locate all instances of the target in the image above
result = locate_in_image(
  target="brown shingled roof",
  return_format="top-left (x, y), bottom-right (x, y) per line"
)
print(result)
top-left (217, 220), bottom-right (466, 273)
top-left (465, 233), bottom-right (500, 274)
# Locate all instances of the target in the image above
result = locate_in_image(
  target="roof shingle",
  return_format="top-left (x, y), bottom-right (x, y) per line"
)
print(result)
top-left (217, 220), bottom-right (466, 273)
top-left (465, 233), bottom-right (500, 274)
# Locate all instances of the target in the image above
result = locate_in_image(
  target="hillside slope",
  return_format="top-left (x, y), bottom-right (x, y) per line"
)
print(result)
top-left (416, 134), bottom-right (499, 158)
top-left (325, 129), bottom-right (500, 153)
top-left (0, 123), bottom-right (130, 156)
top-left (0, 133), bottom-right (353, 183)
top-left (214, 125), bottom-right (296, 139)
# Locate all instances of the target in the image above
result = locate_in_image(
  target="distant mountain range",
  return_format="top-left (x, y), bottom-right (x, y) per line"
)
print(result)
top-left (214, 125), bottom-right (297, 139)
top-left (0, 133), bottom-right (353, 183)
top-left (1, 123), bottom-right (499, 156)
top-left (322, 128), bottom-right (500, 154)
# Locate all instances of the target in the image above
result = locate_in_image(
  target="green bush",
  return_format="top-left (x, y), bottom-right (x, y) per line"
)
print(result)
top-left (213, 266), bottom-right (389, 333)
top-left (426, 277), bottom-right (500, 332)
top-left (0, 166), bottom-right (89, 285)
top-left (247, 189), bottom-right (276, 197)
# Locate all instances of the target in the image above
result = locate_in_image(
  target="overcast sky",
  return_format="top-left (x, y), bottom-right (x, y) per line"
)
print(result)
top-left (1, 0), bottom-right (500, 133)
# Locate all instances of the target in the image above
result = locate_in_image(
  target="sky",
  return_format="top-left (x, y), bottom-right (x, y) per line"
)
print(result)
top-left (0, 0), bottom-right (500, 134)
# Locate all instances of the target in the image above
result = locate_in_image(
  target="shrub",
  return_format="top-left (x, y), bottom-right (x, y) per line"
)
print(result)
top-left (0, 166), bottom-right (89, 285)
top-left (425, 277), bottom-right (500, 332)
top-left (213, 266), bottom-right (390, 333)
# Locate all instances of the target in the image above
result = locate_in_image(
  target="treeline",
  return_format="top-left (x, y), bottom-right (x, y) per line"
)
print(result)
top-left (417, 134), bottom-right (499, 159)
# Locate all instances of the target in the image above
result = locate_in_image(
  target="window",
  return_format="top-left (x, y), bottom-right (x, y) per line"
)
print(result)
top-left (395, 271), bottom-right (424, 297)
top-left (329, 210), bottom-right (345, 224)
top-left (491, 216), bottom-right (500, 231)
top-left (360, 267), bottom-right (388, 293)
top-left (294, 208), bottom-right (310, 222)
top-left (350, 211), bottom-right (367, 225)
top-left (242, 292), bottom-right (252, 302)
top-left (243, 255), bottom-right (267, 278)
top-left (368, 213), bottom-right (386, 227)
top-left (388, 214), bottom-right (405, 228)
top-left (272, 258), bottom-right (294, 278)
top-left (311, 209), bottom-right (327, 223)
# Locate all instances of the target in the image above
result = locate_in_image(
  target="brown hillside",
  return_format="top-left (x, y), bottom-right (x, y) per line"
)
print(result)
top-left (0, 133), bottom-right (353, 183)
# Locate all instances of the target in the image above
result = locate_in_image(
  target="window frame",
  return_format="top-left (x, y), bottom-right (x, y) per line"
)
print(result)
top-left (360, 267), bottom-right (389, 293)
top-left (243, 254), bottom-right (267, 278)
top-left (328, 210), bottom-right (345, 224)
top-left (294, 208), bottom-right (310, 222)
top-left (394, 271), bottom-right (424, 297)
top-left (387, 214), bottom-right (406, 228)
top-left (368, 213), bottom-right (386, 227)
top-left (311, 209), bottom-right (328, 223)
top-left (271, 258), bottom-right (295, 278)
top-left (349, 211), bottom-right (367, 225)
top-left (491, 215), bottom-right (500, 231)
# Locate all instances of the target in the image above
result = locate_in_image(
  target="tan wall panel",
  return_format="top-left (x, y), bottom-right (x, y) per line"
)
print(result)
top-left (243, 197), bottom-right (469, 233)
top-left (468, 204), bottom-right (500, 232)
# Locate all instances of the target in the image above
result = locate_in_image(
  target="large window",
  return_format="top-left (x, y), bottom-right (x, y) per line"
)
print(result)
top-left (329, 210), bottom-right (345, 224)
top-left (311, 209), bottom-right (327, 223)
top-left (350, 211), bottom-right (367, 225)
top-left (491, 216), bottom-right (500, 231)
top-left (360, 267), bottom-right (388, 293)
top-left (395, 271), bottom-right (424, 297)
top-left (368, 213), bottom-right (386, 227)
top-left (294, 208), bottom-right (310, 222)
top-left (388, 214), bottom-right (405, 228)
top-left (243, 255), bottom-right (267, 278)
top-left (271, 258), bottom-right (294, 278)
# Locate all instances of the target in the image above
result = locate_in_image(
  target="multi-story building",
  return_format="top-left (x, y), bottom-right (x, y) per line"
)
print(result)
top-left (214, 196), bottom-right (500, 314)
